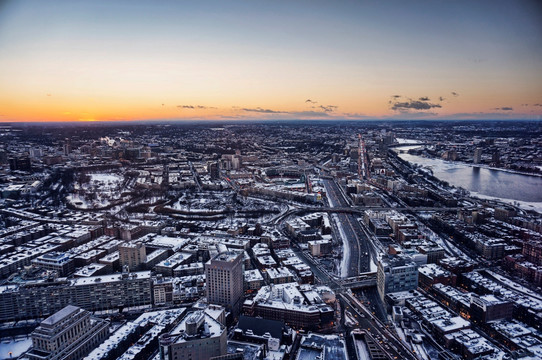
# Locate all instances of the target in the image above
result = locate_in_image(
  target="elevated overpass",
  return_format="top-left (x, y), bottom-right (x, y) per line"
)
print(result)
top-left (336, 273), bottom-right (377, 290)
top-left (271, 205), bottom-right (463, 225)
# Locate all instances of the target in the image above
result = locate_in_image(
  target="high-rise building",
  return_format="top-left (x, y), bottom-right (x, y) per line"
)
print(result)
top-left (473, 147), bottom-right (482, 164)
top-left (159, 310), bottom-right (227, 360)
top-left (492, 151), bottom-right (500, 165)
top-left (205, 251), bottom-right (244, 316)
top-left (119, 241), bottom-right (146, 271)
top-left (8, 156), bottom-right (32, 172)
top-left (29, 148), bottom-right (43, 159)
top-left (0, 150), bottom-right (7, 164)
top-left (27, 305), bottom-right (109, 360)
top-left (377, 255), bottom-right (419, 302)
top-left (63, 138), bottom-right (72, 155)
top-left (208, 161), bottom-right (220, 180)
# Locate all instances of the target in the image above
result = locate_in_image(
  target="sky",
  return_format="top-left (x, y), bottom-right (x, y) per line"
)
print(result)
top-left (0, 0), bottom-right (541, 122)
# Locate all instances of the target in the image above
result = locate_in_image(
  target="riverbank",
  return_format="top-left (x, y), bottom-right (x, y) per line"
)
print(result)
top-left (393, 143), bottom-right (542, 210)
top-left (394, 140), bottom-right (542, 178)
top-left (469, 191), bottom-right (542, 214)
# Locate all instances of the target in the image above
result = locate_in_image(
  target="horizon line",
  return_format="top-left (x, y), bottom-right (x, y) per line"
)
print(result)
top-left (1, 118), bottom-right (541, 126)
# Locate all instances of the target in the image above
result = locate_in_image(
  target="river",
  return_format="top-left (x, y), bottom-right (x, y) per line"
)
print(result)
top-left (393, 143), bottom-right (542, 208)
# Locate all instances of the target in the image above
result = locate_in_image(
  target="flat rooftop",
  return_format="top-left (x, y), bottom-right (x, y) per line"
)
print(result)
top-left (42, 305), bottom-right (80, 326)
top-left (214, 251), bottom-right (241, 262)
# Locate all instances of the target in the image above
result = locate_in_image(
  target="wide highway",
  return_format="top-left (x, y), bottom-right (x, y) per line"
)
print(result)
top-left (323, 179), bottom-right (372, 276)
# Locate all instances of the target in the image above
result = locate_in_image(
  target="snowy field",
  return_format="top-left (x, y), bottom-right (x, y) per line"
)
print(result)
top-left (89, 173), bottom-right (123, 184)
top-left (0, 337), bottom-right (32, 359)
top-left (68, 172), bottom-right (126, 209)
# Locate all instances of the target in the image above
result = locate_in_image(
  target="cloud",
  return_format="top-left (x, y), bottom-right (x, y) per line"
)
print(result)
top-left (319, 105), bottom-right (338, 112)
top-left (451, 91), bottom-right (459, 97)
top-left (494, 107), bottom-right (513, 111)
top-left (391, 100), bottom-right (442, 111)
top-left (419, 96), bottom-right (430, 101)
top-left (439, 96), bottom-right (445, 101)
top-left (521, 104), bottom-right (529, 107)
top-left (534, 104), bottom-right (542, 107)
top-left (177, 105), bottom-right (216, 110)
top-left (305, 99), bottom-right (317, 104)
top-left (391, 95), bottom-right (401, 99)
top-left (238, 107), bottom-right (330, 117)
top-left (241, 107), bottom-right (287, 114)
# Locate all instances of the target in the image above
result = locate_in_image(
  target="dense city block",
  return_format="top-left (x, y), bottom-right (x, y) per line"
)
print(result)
top-left (0, 120), bottom-right (541, 360)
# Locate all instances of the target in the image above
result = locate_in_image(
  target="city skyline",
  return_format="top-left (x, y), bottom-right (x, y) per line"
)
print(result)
top-left (1, 0), bottom-right (542, 122)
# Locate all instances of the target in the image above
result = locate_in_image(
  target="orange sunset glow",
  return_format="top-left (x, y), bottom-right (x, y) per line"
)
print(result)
top-left (1, 0), bottom-right (541, 122)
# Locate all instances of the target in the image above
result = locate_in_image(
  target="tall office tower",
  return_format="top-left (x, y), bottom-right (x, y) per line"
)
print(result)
top-left (63, 138), bottom-right (72, 155)
top-left (8, 156), bottom-right (32, 172)
top-left (205, 251), bottom-right (244, 316)
top-left (473, 147), bottom-right (482, 164)
top-left (492, 151), bottom-right (500, 165)
top-left (119, 241), bottom-right (147, 271)
top-left (27, 305), bottom-right (109, 360)
top-left (377, 255), bottom-right (419, 302)
top-left (208, 161), bottom-right (220, 180)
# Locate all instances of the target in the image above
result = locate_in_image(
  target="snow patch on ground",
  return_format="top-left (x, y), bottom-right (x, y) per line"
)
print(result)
top-left (90, 173), bottom-right (122, 183)
top-left (486, 270), bottom-right (542, 301)
top-left (370, 258), bottom-right (377, 273)
top-left (418, 224), bottom-right (471, 261)
top-left (396, 138), bottom-right (422, 145)
top-left (412, 342), bottom-right (430, 360)
top-left (470, 191), bottom-right (542, 214)
top-left (395, 326), bottom-right (407, 343)
top-left (353, 338), bottom-right (371, 360)
top-left (66, 193), bottom-right (114, 209)
top-left (66, 194), bottom-right (92, 208)
top-left (344, 310), bottom-right (358, 327)
top-left (0, 337), bottom-right (32, 359)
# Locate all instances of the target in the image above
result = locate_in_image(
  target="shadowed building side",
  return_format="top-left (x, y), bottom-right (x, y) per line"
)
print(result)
top-left (27, 305), bottom-right (109, 360)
